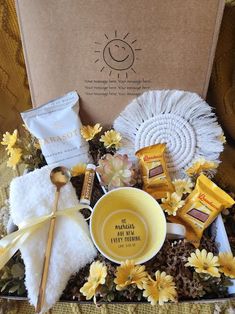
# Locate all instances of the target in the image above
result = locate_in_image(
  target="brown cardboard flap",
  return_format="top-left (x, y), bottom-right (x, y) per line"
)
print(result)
top-left (16, 0), bottom-right (224, 126)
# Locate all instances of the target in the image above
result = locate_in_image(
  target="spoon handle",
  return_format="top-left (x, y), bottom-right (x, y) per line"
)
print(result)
top-left (36, 190), bottom-right (60, 313)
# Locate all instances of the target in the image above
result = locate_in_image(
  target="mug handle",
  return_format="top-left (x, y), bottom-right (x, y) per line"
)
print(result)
top-left (166, 223), bottom-right (186, 239)
top-left (79, 205), bottom-right (93, 221)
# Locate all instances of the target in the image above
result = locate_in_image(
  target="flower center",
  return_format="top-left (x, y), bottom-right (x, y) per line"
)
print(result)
top-left (203, 263), bottom-right (209, 270)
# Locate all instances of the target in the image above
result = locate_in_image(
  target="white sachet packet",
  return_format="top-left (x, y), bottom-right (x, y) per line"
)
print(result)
top-left (21, 91), bottom-right (89, 168)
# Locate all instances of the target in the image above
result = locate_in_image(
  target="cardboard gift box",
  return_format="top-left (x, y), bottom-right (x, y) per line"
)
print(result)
top-left (9, 0), bottom-right (235, 306)
top-left (16, 0), bottom-right (224, 126)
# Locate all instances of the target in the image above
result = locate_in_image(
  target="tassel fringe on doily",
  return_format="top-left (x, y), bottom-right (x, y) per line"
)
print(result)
top-left (114, 90), bottom-right (224, 179)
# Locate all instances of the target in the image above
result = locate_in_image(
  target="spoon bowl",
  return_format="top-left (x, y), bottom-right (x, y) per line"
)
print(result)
top-left (50, 166), bottom-right (71, 190)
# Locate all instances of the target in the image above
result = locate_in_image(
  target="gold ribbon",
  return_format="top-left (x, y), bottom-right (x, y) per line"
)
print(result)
top-left (0, 204), bottom-right (92, 270)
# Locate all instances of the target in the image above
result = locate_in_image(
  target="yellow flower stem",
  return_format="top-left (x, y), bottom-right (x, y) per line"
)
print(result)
top-left (93, 294), bottom-right (97, 305)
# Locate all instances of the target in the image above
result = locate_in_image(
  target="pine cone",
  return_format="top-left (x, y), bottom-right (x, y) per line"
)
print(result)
top-left (118, 285), bottom-right (143, 302)
top-left (177, 275), bottom-right (205, 299)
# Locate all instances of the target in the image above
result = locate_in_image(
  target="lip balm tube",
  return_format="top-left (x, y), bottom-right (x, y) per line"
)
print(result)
top-left (80, 164), bottom-right (96, 205)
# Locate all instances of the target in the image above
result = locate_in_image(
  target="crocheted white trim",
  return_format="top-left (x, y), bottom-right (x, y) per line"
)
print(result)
top-left (113, 90), bottom-right (224, 179)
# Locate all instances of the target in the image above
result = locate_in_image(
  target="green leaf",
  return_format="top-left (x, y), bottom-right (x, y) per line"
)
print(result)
top-left (0, 281), bottom-right (6, 288)
top-left (17, 284), bottom-right (26, 295)
top-left (1, 281), bottom-right (10, 292)
top-left (11, 263), bottom-right (24, 279)
top-left (1, 271), bottom-right (10, 280)
top-left (222, 277), bottom-right (233, 286)
top-left (9, 284), bottom-right (19, 294)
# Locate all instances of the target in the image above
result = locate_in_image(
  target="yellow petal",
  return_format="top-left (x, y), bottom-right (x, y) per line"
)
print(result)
top-left (81, 124), bottom-right (102, 141)
top-left (207, 267), bottom-right (220, 277)
top-left (100, 130), bottom-right (122, 149)
top-left (71, 163), bottom-right (87, 176)
top-left (80, 280), bottom-right (97, 300)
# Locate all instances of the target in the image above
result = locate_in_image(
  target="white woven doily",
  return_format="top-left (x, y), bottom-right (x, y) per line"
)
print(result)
top-left (113, 90), bottom-right (224, 179)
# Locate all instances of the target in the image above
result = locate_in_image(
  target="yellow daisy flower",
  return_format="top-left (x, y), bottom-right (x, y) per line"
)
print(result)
top-left (71, 163), bottom-right (87, 177)
top-left (80, 261), bottom-right (107, 300)
top-left (7, 148), bottom-right (22, 170)
top-left (33, 141), bottom-right (41, 150)
top-left (114, 260), bottom-right (148, 290)
top-left (172, 179), bottom-right (193, 196)
top-left (0, 247), bottom-right (6, 255)
top-left (88, 260), bottom-right (107, 285)
top-left (185, 249), bottom-right (220, 277)
top-left (80, 280), bottom-right (97, 300)
top-left (161, 192), bottom-right (185, 216)
top-left (218, 133), bottom-right (226, 144)
top-left (143, 271), bottom-right (177, 305)
top-left (218, 252), bottom-right (235, 278)
top-left (100, 130), bottom-right (122, 149)
top-left (81, 123), bottom-right (102, 141)
top-left (1, 130), bottom-right (18, 149)
top-left (186, 158), bottom-right (218, 177)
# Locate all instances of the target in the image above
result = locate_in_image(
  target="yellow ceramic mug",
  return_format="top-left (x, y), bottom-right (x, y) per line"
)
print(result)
top-left (90, 187), bottom-right (185, 264)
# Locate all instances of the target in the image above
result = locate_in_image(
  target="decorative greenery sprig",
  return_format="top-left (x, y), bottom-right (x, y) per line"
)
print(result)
top-left (62, 235), bottom-right (232, 304)
top-left (186, 249), bottom-right (235, 279)
top-left (78, 249), bottom-right (235, 305)
top-left (0, 251), bottom-right (26, 296)
top-left (80, 123), bottom-right (122, 164)
top-left (79, 259), bottom-right (177, 305)
top-left (1, 126), bottom-right (45, 171)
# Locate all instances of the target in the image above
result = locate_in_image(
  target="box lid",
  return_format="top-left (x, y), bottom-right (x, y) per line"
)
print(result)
top-left (16, 0), bottom-right (224, 126)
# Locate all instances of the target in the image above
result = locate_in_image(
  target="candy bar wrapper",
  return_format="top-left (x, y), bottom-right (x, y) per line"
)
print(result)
top-left (169, 174), bottom-right (235, 247)
top-left (135, 144), bottom-right (174, 199)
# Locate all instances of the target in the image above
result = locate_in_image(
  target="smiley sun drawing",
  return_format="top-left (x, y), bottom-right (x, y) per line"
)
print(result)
top-left (94, 31), bottom-right (141, 78)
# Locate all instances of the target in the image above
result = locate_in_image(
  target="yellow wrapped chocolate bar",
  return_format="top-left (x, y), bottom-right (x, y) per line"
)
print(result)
top-left (169, 174), bottom-right (235, 247)
top-left (135, 144), bottom-right (174, 199)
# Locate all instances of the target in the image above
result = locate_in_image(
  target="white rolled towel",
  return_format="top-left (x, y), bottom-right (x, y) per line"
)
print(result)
top-left (9, 166), bottom-right (97, 313)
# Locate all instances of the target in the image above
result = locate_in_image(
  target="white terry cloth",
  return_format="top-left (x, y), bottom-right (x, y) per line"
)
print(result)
top-left (9, 166), bottom-right (97, 313)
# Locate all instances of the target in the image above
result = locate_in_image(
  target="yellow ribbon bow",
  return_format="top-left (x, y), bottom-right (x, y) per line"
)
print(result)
top-left (0, 204), bottom-right (92, 270)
